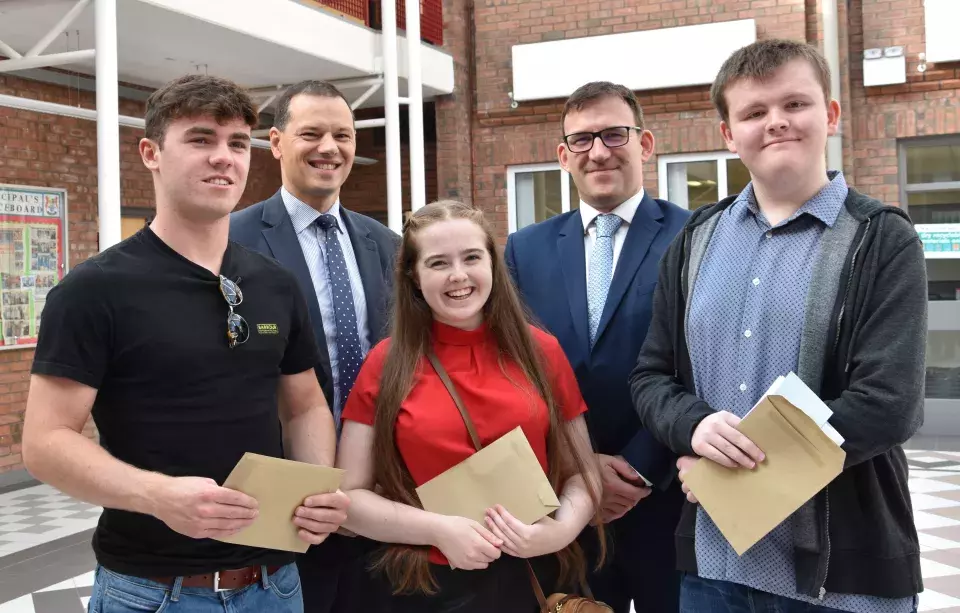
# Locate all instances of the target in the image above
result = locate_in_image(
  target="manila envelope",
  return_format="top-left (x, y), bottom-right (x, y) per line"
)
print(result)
top-left (214, 453), bottom-right (344, 553)
top-left (683, 395), bottom-right (845, 555)
top-left (415, 426), bottom-right (561, 526)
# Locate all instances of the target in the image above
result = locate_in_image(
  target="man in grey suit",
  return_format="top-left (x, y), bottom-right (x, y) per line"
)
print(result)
top-left (230, 80), bottom-right (399, 613)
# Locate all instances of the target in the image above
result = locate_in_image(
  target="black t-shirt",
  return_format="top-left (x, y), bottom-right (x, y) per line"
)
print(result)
top-left (31, 227), bottom-right (319, 577)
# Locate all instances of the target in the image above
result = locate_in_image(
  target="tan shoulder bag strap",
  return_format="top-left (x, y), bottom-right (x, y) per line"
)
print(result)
top-left (425, 350), bottom-right (550, 609)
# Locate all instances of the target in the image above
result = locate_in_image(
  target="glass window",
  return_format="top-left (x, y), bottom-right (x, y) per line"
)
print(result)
top-left (666, 161), bottom-right (717, 210)
top-left (0, 184), bottom-right (68, 348)
top-left (515, 169), bottom-right (562, 229)
top-left (926, 329), bottom-right (960, 400)
top-left (905, 190), bottom-right (960, 226)
top-left (905, 143), bottom-right (960, 184)
top-left (508, 165), bottom-right (578, 233)
top-left (726, 158), bottom-right (751, 196)
top-left (901, 138), bottom-right (960, 407)
top-left (569, 176), bottom-right (580, 212)
top-left (659, 153), bottom-right (749, 210)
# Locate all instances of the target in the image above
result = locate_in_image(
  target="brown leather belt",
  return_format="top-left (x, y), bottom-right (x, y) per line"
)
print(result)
top-left (150, 565), bottom-right (283, 592)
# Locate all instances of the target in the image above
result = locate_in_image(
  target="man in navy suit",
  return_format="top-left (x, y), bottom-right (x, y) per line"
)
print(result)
top-left (505, 81), bottom-right (689, 613)
top-left (230, 81), bottom-right (398, 613)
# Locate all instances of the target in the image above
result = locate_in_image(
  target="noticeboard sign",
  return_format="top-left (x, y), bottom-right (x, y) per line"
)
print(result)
top-left (0, 184), bottom-right (68, 348)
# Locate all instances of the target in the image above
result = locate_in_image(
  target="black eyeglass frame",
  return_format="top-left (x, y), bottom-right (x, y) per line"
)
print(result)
top-left (219, 275), bottom-right (249, 349)
top-left (562, 126), bottom-right (645, 153)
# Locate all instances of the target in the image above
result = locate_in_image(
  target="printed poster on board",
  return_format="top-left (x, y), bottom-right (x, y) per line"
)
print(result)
top-left (0, 184), bottom-right (67, 347)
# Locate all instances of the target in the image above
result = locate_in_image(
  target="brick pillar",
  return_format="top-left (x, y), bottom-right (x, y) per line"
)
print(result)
top-left (435, 0), bottom-right (475, 205)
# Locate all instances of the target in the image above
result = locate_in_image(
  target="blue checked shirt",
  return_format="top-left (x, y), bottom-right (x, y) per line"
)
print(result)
top-left (687, 171), bottom-right (915, 613)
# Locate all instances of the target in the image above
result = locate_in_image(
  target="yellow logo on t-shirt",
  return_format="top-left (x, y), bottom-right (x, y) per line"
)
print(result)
top-left (257, 323), bottom-right (279, 335)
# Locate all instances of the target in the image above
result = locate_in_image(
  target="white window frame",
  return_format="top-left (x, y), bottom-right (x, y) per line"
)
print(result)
top-left (506, 162), bottom-right (574, 234)
top-left (657, 151), bottom-right (742, 209)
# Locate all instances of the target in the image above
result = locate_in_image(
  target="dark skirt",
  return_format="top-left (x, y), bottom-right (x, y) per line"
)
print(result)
top-left (376, 554), bottom-right (563, 613)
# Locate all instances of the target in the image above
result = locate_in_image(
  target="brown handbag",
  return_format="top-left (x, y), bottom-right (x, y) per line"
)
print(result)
top-left (425, 351), bottom-right (613, 613)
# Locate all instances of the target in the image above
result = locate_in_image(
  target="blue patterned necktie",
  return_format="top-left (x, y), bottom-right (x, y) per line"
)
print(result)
top-left (316, 214), bottom-right (362, 429)
top-left (587, 213), bottom-right (622, 347)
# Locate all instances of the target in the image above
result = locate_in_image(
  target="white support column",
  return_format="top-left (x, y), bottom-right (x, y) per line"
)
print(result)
top-left (0, 39), bottom-right (21, 60)
top-left (823, 0), bottom-right (843, 172)
top-left (26, 0), bottom-right (92, 58)
top-left (0, 49), bottom-right (96, 73)
top-left (381, 0), bottom-right (403, 232)
top-left (349, 79), bottom-right (383, 111)
top-left (356, 117), bottom-right (386, 129)
top-left (95, 0), bottom-right (121, 251)
top-left (405, 0), bottom-right (426, 211)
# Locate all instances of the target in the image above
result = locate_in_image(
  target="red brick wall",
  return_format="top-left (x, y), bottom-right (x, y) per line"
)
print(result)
top-left (0, 74), bottom-right (281, 475)
top-left (458, 0), bottom-right (813, 236)
top-left (434, 0), bottom-right (960, 241)
top-left (848, 0), bottom-right (960, 206)
top-left (341, 127), bottom-right (439, 219)
top-left (436, 0), bottom-right (476, 204)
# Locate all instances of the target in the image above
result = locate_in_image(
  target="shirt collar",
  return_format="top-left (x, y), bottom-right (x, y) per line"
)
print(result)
top-left (280, 186), bottom-right (344, 235)
top-left (732, 171), bottom-right (847, 228)
top-left (579, 188), bottom-right (645, 234)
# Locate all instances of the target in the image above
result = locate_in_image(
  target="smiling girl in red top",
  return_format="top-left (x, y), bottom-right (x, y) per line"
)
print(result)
top-left (336, 200), bottom-right (604, 612)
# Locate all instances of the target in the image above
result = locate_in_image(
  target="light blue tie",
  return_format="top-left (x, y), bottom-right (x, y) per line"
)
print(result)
top-left (588, 214), bottom-right (622, 346)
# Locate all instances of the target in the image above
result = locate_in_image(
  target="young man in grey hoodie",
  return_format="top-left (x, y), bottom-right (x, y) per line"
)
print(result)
top-left (630, 39), bottom-right (925, 613)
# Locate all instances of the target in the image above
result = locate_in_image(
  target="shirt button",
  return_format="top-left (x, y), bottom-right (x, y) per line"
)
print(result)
top-left (744, 330), bottom-right (752, 338)
top-left (739, 383), bottom-right (747, 392)
top-left (753, 278), bottom-right (760, 286)
top-left (766, 231), bottom-right (773, 239)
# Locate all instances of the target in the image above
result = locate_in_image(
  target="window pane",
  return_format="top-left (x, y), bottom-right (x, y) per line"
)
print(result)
top-left (927, 264), bottom-right (960, 399)
top-left (906, 144), bottom-right (960, 184)
top-left (515, 170), bottom-right (562, 230)
top-left (568, 175), bottom-right (580, 211)
top-left (666, 161), bottom-right (719, 210)
top-left (906, 190), bottom-right (960, 225)
top-left (904, 141), bottom-right (960, 402)
top-left (926, 330), bottom-right (960, 399)
top-left (927, 259), bottom-right (960, 301)
top-left (726, 158), bottom-right (751, 197)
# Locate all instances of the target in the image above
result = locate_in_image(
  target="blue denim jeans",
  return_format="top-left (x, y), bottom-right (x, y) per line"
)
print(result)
top-left (87, 563), bottom-right (303, 613)
top-left (680, 574), bottom-right (917, 613)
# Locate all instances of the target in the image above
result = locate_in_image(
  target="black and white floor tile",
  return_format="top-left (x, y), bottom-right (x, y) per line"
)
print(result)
top-left (1, 449), bottom-right (959, 612)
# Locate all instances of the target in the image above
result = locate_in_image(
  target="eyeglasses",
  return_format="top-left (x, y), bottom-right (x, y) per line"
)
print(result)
top-left (219, 275), bottom-right (249, 349)
top-left (562, 126), bottom-right (643, 153)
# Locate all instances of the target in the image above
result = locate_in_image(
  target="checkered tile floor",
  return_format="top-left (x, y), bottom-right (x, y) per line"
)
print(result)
top-left (0, 484), bottom-right (101, 557)
top-left (909, 450), bottom-right (960, 612)
top-left (0, 450), bottom-right (959, 612)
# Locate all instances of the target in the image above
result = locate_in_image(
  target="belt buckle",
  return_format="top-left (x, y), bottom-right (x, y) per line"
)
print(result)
top-left (213, 571), bottom-right (227, 593)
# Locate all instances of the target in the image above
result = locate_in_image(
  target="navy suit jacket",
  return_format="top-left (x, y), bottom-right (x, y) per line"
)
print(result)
top-left (230, 190), bottom-right (400, 407)
top-left (505, 193), bottom-right (690, 491)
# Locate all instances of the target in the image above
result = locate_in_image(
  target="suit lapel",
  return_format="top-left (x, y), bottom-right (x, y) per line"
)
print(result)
top-left (558, 212), bottom-right (591, 359)
top-left (260, 194), bottom-right (331, 374)
top-left (340, 209), bottom-right (387, 343)
top-left (593, 193), bottom-right (662, 346)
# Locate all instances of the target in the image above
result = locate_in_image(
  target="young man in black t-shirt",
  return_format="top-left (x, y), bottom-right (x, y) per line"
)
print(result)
top-left (22, 74), bottom-right (348, 613)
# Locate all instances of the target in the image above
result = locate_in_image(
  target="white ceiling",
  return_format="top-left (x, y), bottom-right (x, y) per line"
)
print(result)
top-left (0, 0), bottom-right (454, 109)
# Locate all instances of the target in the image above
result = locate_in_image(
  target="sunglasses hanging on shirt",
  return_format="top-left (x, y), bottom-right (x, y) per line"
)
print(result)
top-left (218, 275), bottom-right (249, 349)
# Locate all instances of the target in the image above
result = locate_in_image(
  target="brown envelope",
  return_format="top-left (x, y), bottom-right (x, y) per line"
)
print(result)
top-left (683, 395), bottom-right (846, 555)
top-left (214, 453), bottom-right (344, 553)
top-left (415, 426), bottom-right (561, 525)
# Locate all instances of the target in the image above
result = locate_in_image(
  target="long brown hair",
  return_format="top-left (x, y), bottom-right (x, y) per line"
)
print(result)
top-left (370, 200), bottom-right (605, 594)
